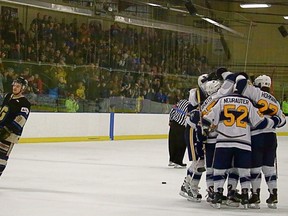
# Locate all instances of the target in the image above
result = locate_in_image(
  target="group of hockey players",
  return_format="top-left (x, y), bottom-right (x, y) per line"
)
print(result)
top-left (178, 67), bottom-right (286, 209)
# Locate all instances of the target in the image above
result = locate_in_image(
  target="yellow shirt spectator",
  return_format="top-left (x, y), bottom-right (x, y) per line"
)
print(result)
top-left (75, 81), bottom-right (86, 100)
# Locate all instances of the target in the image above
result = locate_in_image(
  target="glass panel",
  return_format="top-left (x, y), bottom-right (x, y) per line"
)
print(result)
top-left (0, 1), bottom-right (286, 113)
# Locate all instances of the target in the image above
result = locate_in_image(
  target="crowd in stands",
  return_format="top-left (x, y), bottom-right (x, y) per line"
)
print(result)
top-left (0, 10), bottom-right (213, 109)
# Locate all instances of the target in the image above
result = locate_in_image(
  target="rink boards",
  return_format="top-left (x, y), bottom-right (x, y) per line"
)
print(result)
top-left (19, 112), bottom-right (288, 143)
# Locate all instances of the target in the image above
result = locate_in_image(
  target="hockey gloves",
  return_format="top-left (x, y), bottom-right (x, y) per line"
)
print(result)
top-left (187, 109), bottom-right (200, 128)
top-left (216, 67), bottom-right (228, 80)
top-left (271, 115), bottom-right (281, 128)
top-left (0, 127), bottom-right (11, 141)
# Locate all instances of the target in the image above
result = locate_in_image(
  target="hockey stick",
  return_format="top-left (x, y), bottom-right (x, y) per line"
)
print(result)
top-left (196, 88), bottom-right (203, 130)
top-left (196, 87), bottom-right (206, 153)
top-left (275, 150), bottom-right (278, 179)
top-left (189, 127), bottom-right (196, 161)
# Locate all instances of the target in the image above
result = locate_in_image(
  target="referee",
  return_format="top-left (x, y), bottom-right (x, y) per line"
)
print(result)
top-left (168, 99), bottom-right (192, 168)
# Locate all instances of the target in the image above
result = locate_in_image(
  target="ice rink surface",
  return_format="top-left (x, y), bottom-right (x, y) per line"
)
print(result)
top-left (1, 137), bottom-right (288, 216)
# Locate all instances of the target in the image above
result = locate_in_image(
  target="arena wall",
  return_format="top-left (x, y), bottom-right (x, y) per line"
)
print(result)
top-left (19, 113), bottom-right (287, 143)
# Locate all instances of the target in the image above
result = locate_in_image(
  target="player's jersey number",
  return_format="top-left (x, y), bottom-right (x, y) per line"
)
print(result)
top-left (223, 105), bottom-right (248, 128)
top-left (257, 99), bottom-right (278, 116)
top-left (202, 101), bottom-right (216, 116)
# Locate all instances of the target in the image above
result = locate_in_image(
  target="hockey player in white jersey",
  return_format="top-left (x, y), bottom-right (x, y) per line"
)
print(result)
top-left (180, 68), bottom-right (247, 203)
top-left (203, 69), bottom-right (245, 206)
top-left (202, 86), bottom-right (281, 209)
top-left (179, 74), bottom-right (209, 202)
top-left (235, 74), bottom-right (286, 209)
top-left (200, 80), bottom-right (222, 202)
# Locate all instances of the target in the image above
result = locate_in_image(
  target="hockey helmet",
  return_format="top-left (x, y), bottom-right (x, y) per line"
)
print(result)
top-left (253, 75), bottom-right (262, 88)
top-left (197, 73), bottom-right (208, 87)
top-left (259, 75), bottom-right (271, 88)
top-left (254, 75), bottom-right (271, 88)
top-left (12, 76), bottom-right (28, 90)
top-left (205, 80), bottom-right (222, 96)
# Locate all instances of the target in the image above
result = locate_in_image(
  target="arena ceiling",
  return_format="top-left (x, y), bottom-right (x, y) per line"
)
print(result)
top-left (120, 0), bottom-right (288, 25)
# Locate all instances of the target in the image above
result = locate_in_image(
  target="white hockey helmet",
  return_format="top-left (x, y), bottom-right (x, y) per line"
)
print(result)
top-left (205, 80), bottom-right (222, 96)
top-left (253, 75), bottom-right (262, 88)
top-left (254, 75), bottom-right (271, 88)
top-left (260, 75), bottom-right (271, 88)
top-left (197, 74), bottom-right (208, 87)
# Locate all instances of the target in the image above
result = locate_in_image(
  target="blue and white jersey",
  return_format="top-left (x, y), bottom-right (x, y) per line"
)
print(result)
top-left (237, 81), bottom-right (286, 135)
top-left (201, 94), bottom-right (218, 144)
top-left (211, 72), bottom-right (234, 101)
top-left (203, 93), bottom-right (274, 151)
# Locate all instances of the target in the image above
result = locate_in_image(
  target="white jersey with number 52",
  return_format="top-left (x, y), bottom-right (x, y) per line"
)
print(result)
top-left (203, 93), bottom-right (271, 151)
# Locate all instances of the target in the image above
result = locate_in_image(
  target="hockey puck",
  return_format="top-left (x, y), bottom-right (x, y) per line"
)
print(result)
top-left (161, 181), bottom-right (167, 184)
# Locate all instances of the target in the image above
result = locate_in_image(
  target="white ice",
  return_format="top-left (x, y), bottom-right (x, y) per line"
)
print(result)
top-left (1, 137), bottom-right (288, 216)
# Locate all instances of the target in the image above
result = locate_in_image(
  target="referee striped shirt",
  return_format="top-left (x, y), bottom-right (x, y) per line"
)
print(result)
top-left (169, 99), bottom-right (190, 126)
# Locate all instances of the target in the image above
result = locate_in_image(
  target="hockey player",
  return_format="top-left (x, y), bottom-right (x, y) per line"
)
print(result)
top-left (188, 73), bottom-right (209, 108)
top-left (179, 74), bottom-right (209, 202)
top-left (204, 69), bottom-right (243, 206)
top-left (200, 80), bottom-right (221, 202)
top-left (0, 77), bottom-right (31, 177)
top-left (202, 83), bottom-right (281, 209)
top-left (235, 74), bottom-right (286, 209)
top-left (180, 69), bottom-right (240, 203)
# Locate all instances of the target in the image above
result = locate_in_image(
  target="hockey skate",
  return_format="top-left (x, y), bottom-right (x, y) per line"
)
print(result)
top-left (187, 186), bottom-right (202, 202)
top-left (174, 163), bottom-right (187, 169)
top-left (226, 189), bottom-right (240, 207)
top-left (248, 189), bottom-right (260, 209)
top-left (206, 186), bottom-right (214, 203)
top-left (266, 189), bottom-right (277, 209)
top-left (168, 161), bottom-right (175, 166)
top-left (241, 188), bottom-right (249, 209)
top-left (211, 188), bottom-right (223, 209)
top-left (179, 178), bottom-right (190, 198)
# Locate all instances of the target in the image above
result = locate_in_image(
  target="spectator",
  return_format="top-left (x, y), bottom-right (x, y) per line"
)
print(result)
top-left (65, 93), bottom-right (79, 112)
top-left (100, 82), bottom-right (110, 98)
top-left (75, 81), bottom-right (86, 100)
top-left (3, 67), bottom-right (15, 93)
top-left (282, 95), bottom-right (288, 116)
top-left (155, 88), bottom-right (168, 103)
top-left (31, 73), bottom-right (44, 94)
top-left (57, 76), bottom-right (67, 98)
top-left (8, 43), bottom-right (23, 60)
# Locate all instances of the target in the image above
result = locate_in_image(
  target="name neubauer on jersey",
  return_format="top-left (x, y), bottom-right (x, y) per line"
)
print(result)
top-left (223, 97), bottom-right (249, 104)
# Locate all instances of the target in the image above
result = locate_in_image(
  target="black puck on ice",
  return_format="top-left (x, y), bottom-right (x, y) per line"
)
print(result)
top-left (161, 181), bottom-right (167, 184)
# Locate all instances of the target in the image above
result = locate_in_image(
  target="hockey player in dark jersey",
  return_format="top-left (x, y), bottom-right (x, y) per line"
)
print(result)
top-left (0, 76), bottom-right (31, 177)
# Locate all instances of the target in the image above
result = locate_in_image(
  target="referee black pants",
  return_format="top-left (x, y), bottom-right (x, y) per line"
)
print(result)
top-left (168, 121), bottom-right (186, 165)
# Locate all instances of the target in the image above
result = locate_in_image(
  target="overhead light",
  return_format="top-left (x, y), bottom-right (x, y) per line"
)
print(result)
top-left (147, 3), bottom-right (162, 7)
top-left (201, 17), bottom-right (244, 37)
top-left (240, 3), bottom-right (271, 8)
top-left (284, 16), bottom-right (288, 20)
top-left (114, 15), bottom-right (218, 38)
top-left (146, 2), bottom-right (188, 13)
top-left (169, 8), bottom-right (189, 13)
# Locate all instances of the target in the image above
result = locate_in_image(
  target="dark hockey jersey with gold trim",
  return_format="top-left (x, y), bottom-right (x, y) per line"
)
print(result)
top-left (0, 93), bottom-right (31, 143)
